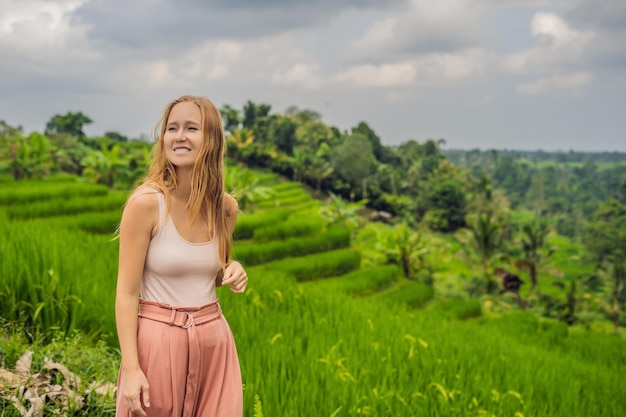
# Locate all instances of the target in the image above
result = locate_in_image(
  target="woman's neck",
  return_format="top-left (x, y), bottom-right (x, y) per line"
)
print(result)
top-left (172, 168), bottom-right (193, 201)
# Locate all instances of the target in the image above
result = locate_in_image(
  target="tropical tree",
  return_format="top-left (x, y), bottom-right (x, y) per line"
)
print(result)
top-left (266, 114), bottom-right (297, 156)
top-left (225, 166), bottom-right (275, 212)
top-left (515, 215), bottom-right (555, 298)
top-left (0, 119), bottom-right (23, 138)
top-left (596, 261), bottom-right (626, 334)
top-left (9, 133), bottom-right (52, 180)
top-left (424, 178), bottom-right (467, 232)
top-left (376, 223), bottom-right (429, 282)
top-left (332, 133), bottom-right (375, 200)
top-left (319, 192), bottom-right (367, 229)
top-left (304, 142), bottom-right (334, 195)
top-left (585, 199), bottom-right (626, 263)
top-left (456, 212), bottom-right (504, 294)
top-left (423, 160), bottom-right (471, 232)
top-left (351, 121), bottom-right (383, 161)
top-left (242, 101), bottom-right (271, 129)
top-left (104, 131), bottom-right (129, 142)
top-left (81, 144), bottom-right (129, 188)
top-left (44, 112), bottom-right (93, 139)
top-left (220, 104), bottom-right (240, 133)
top-left (227, 128), bottom-right (257, 163)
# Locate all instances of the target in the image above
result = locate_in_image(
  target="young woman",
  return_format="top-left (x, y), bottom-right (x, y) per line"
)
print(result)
top-left (115, 95), bottom-right (248, 417)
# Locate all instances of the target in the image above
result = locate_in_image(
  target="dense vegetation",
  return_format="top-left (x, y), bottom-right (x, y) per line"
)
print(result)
top-left (0, 107), bottom-right (625, 416)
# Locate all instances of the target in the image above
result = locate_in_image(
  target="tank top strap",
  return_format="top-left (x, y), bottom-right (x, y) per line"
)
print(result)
top-left (151, 188), bottom-right (166, 236)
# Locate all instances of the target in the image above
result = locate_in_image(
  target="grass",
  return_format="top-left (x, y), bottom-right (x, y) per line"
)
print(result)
top-left (1, 177), bottom-right (625, 417)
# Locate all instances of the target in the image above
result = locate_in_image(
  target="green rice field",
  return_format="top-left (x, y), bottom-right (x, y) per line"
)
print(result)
top-left (0, 177), bottom-right (624, 416)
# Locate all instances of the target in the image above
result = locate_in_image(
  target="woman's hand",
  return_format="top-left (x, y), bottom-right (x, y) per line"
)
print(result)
top-left (122, 368), bottom-right (150, 416)
top-left (221, 261), bottom-right (248, 293)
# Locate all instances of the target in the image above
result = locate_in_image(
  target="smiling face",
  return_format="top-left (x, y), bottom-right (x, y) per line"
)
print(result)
top-left (163, 101), bottom-right (204, 170)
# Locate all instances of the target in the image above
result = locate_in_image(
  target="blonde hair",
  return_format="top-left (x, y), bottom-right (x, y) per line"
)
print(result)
top-left (143, 94), bottom-right (232, 267)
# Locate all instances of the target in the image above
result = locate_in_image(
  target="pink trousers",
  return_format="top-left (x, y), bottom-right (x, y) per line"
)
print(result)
top-left (116, 299), bottom-right (243, 417)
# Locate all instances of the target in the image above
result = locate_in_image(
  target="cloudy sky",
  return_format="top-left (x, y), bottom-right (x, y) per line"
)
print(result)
top-left (1, 0), bottom-right (625, 151)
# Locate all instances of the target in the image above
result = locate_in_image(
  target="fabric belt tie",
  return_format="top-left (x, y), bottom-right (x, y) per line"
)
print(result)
top-left (138, 299), bottom-right (222, 417)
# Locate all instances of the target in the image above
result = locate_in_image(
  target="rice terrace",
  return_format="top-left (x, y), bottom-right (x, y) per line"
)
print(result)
top-left (0, 109), bottom-right (625, 416)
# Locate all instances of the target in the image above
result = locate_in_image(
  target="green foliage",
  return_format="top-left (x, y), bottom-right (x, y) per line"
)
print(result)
top-left (233, 227), bottom-right (350, 265)
top-left (265, 249), bottom-right (361, 281)
top-left (45, 111), bottom-right (93, 139)
top-left (376, 280), bottom-right (435, 309)
top-left (0, 181), bottom-right (108, 205)
top-left (7, 132), bottom-right (53, 180)
top-left (425, 178), bottom-right (467, 232)
top-left (226, 165), bottom-right (276, 211)
top-left (319, 192), bottom-right (368, 229)
top-left (3, 193), bottom-right (127, 219)
top-left (585, 199), bottom-right (626, 262)
top-left (81, 144), bottom-right (130, 189)
top-left (436, 299), bottom-right (483, 320)
top-left (375, 223), bottom-right (429, 281)
top-left (456, 212), bottom-right (504, 294)
top-left (596, 261), bottom-right (626, 333)
top-left (0, 214), bottom-right (117, 342)
top-left (332, 133), bottom-right (375, 199)
top-left (0, 142), bottom-right (625, 416)
top-left (234, 209), bottom-right (291, 240)
top-left (305, 265), bottom-right (400, 296)
top-left (252, 216), bottom-right (324, 242)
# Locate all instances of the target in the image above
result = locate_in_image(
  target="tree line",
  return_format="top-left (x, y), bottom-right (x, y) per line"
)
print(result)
top-left (0, 102), bottom-right (624, 331)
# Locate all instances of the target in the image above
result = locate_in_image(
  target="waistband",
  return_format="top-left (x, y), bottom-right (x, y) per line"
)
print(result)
top-left (138, 299), bottom-right (222, 328)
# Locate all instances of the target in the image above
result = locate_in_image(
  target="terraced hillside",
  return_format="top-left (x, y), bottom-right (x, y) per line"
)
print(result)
top-left (0, 175), bottom-right (624, 417)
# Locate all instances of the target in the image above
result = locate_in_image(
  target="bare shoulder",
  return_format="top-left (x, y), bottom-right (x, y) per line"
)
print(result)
top-left (224, 193), bottom-right (239, 218)
top-left (126, 186), bottom-right (160, 213)
top-left (121, 186), bottom-right (160, 235)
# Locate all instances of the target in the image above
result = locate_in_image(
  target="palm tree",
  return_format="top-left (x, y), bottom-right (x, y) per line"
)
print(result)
top-left (227, 128), bottom-right (256, 163)
top-left (457, 212), bottom-right (503, 294)
top-left (305, 143), bottom-right (334, 194)
top-left (225, 166), bottom-right (275, 212)
top-left (515, 216), bottom-right (554, 298)
top-left (81, 144), bottom-right (129, 189)
top-left (9, 133), bottom-right (52, 180)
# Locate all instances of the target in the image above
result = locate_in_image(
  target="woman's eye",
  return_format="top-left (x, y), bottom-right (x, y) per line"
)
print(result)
top-left (188, 126), bottom-right (199, 131)
top-left (167, 126), bottom-right (177, 131)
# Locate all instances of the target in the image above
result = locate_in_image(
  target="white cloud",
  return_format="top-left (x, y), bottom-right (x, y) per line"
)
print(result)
top-left (0, 0), bottom-right (93, 62)
top-left (517, 71), bottom-right (592, 94)
top-left (179, 41), bottom-right (243, 81)
top-left (349, 17), bottom-right (396, 57)
top-left (347, 0), bottom-right (488, 62)
top-left (502, 12), bottom-right (594, 74)
top-left (414, 49), bottom-right (490, 82)
top-left (333, 62), bottom-right (417, 87)
top-left (271, 63), bottom-right (323, 89)
top-left (332, 48), bottom-right (491, 88)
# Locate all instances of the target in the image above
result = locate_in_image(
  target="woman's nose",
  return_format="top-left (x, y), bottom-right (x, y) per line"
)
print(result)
top-left (174, 129), bottom-right (186, 141)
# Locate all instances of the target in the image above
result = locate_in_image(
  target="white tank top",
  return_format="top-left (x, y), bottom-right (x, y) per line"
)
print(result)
top-left (141, 191), bottom-right (221, 307)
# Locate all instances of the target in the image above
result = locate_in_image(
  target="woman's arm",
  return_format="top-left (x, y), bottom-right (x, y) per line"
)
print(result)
top-left (115, 189), bottom-right (158, 416)
top-left (220, 194), bottom-right (248, 293)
